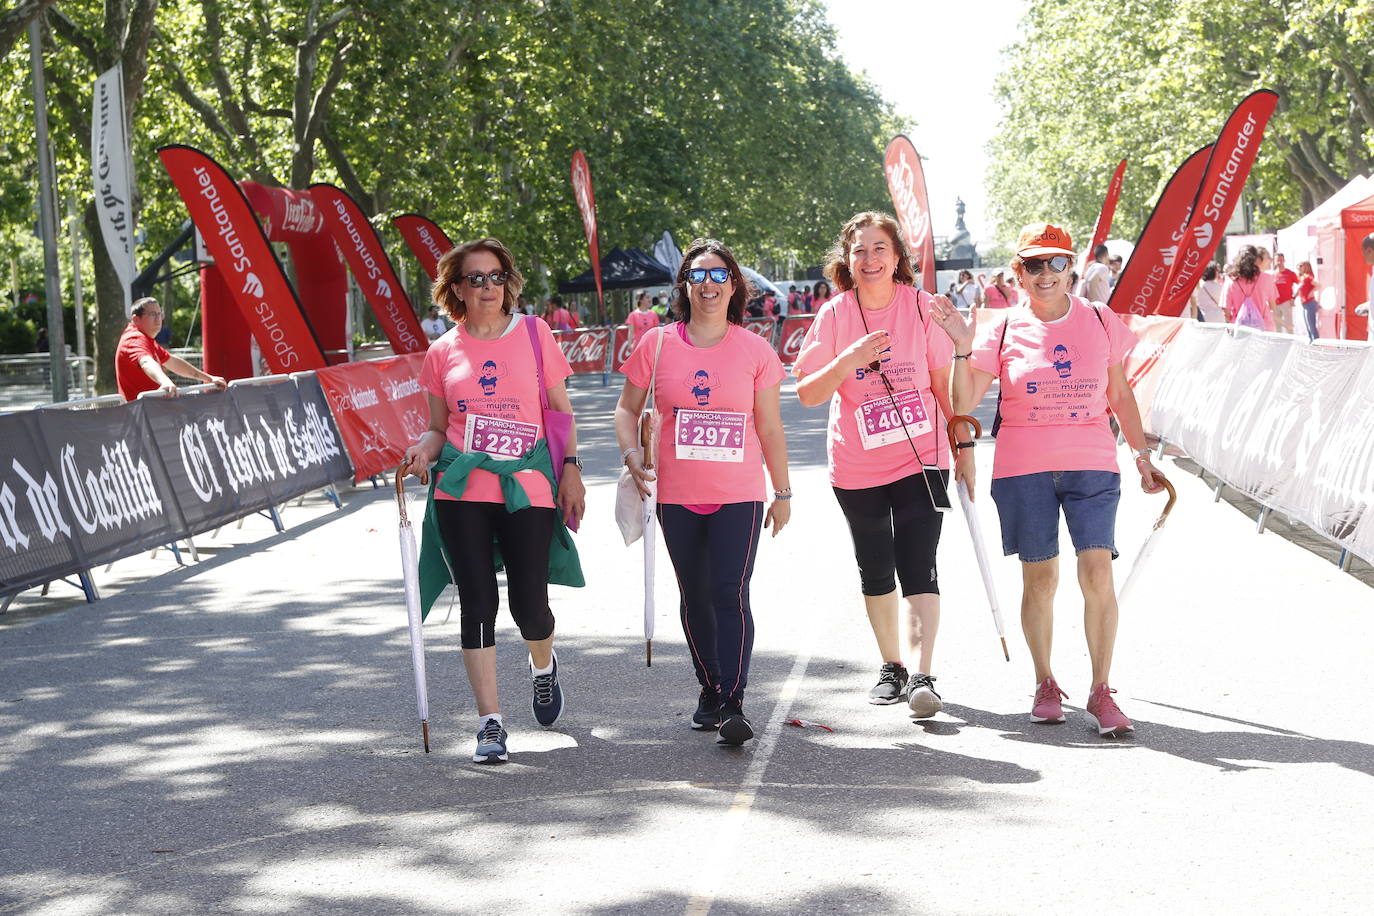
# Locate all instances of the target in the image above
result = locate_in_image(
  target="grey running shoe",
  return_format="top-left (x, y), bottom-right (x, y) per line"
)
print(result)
top-left (868, 662), bottom-right (909, 705)
top-left (906, 673), bottom-right (943, 718)
top-left (473, 718), bottom-right (508, 763)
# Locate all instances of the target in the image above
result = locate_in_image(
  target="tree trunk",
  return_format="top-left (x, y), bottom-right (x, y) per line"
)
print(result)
top-left (0, 0), bottom-right (56, 58)
top-left (84, 200), bottom-right (127, 395)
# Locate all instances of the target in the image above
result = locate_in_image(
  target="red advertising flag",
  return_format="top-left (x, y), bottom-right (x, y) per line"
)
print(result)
top-left (309, 184), bottom-right (427, 354)
top-left (393, 213), bottom-right (454, 281)
top-left (883, 135), bottom-right (936, 293)
top-left (1107, 145), bottom-right (1213, 316)
top-left (777, 315), bottom-right (816, 365)
top-left (1082, 159), bottom-right (1128, 274)
top-left (570, 150), bottom-right (604, 310)
top-left (316, 353), bottom-right (428, 482)
top-left (553, 327), bottom-right (612, 375)
top-left (1155, 90), bottom-right (1280, 317)
top-left (158, 145), bottom-right (328, 373)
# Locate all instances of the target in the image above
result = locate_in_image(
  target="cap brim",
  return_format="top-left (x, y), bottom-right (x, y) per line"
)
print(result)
top-left (1017, 245), bottom-right (1076, 258)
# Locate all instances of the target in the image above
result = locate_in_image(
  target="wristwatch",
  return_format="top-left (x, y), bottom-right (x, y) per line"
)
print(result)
top-left (563, 455), bottom-right (583, 471)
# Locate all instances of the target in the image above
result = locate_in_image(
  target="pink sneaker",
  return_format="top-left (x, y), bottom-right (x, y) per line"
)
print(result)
top-left (1085, 684), bottom-right (1134, 737)
top-left (1030, 677), bottom-right (1068, 724)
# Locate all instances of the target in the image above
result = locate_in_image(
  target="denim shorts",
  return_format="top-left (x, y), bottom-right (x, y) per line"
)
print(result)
top-left (989, 471), bottom-right (1121, 563)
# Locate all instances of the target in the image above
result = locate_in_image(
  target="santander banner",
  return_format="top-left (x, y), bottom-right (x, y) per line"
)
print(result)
top-left (1107, 145), bottom-right (1213, 316)
top-left (777, 315), bottom-right (816, 365)
top-left (570, 150), bottom-right (604, 308)
top-left (884, 135), bottom-right (936, 293)
top-left (1082, 159), bottom-right (1127, 274)
top-left (1156, 90), bottom-right (1280, 317)
top-left (554, 327), bottom-right (611, 375)
top-left (310, 184), bottom-right (427, 355)
top-left (158, 145), bottom-right (327, 373)
top-left (393, 213), bottom-right (454, 281)
top-left (316, 354), bottom-right (428, 482)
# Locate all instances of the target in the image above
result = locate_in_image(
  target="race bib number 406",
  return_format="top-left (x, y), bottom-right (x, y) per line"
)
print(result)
top-left (675, 409), bottom-right (747, 462)
top-left (855, 389), bottom-right (931, 450)
top-left (464, 414), bottom-right (539, 460)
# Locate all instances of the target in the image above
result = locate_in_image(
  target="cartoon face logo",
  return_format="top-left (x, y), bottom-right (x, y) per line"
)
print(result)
top-left (685, 369), bottom-right (718, 406)
top-left (476, 360), bottom-right (508, 395)
top-left (1052, 344), bottom-right (1073, 378)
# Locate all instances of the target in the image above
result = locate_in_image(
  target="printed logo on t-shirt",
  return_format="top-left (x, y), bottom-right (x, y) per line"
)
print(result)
top-left (685, 369), bottom-right (720, 406)
top-left (477, 359), bottom-right (508, 395)
top-left (1051, 343), bottom-right (1077, 378)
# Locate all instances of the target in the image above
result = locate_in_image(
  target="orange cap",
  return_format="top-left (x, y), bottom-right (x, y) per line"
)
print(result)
top-left (1016, 223), bottom-right (1075, 258)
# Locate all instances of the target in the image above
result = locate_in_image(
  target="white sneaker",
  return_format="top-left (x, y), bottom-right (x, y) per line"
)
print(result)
top-left (906, 674), bottom-right (943, 718)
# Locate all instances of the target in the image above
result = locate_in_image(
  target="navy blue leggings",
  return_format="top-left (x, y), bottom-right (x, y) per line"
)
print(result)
top-left (657, 501), bottom-right (762, 704)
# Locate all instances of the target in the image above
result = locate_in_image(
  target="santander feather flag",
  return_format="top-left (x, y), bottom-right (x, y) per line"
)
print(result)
top-left (883, 136), bottom-right (936, 292)
top-left (1154, 90), bottom-right (1280, 317)
top-left (309, 184), bottom-right (427, 354)
top-left (570, 150), bottom-right (604, 310)
top-left (1107, 146), bottom-right (1213, 316)
top-left (393, 214), bottom-right (454, 281)
top-left (1082, 159), bottom-right (1128, 274)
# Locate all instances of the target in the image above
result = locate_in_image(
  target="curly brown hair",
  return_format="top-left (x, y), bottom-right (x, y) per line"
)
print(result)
top-left (822, 211), bottom-right (916, 291)
top-left (431, 238), bottom-right (525, 322)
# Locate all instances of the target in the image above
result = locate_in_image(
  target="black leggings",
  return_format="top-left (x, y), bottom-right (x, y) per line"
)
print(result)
top-left (657, 502), bottom-right (762, 704)
top-left (434, 500), bottom-right (556, 650)
top-left (832, 471), bottom-right (946, 597)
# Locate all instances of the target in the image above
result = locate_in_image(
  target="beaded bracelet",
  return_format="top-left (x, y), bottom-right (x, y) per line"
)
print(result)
top-left (773, 487), bottom-right (793, 500)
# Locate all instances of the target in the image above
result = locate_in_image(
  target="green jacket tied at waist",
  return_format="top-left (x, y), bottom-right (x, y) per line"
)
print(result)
top-left (417, 440), bottom-right (583, 619)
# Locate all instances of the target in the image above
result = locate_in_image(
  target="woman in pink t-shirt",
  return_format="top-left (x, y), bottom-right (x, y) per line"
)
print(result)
top-left (400, 238), bottom-right (586, 764)
top-left (615, 239), bottom-right (791, 746)
top-left (983, 272), bottom-right (1013, 309)
top-left (793, 211), bottom-right (958, 718)
top-left (1223, 246), bottom-right (1278, 332)
top-left (626, 290), bottom-right (661, 343)
top-left (941, 223), bottom-right (1167, 739)
top-left (542, 296), bottom-right (577, 331)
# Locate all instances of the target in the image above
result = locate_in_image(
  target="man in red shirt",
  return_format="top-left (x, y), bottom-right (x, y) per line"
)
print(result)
top-left (116, 297), bottom-right (227, 401)
top-left (1272, 252), bottom-right (1299, 335)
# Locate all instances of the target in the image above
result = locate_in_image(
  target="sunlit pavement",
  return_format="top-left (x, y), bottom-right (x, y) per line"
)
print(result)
top-left (2, 378), bottom-right (1371, 915)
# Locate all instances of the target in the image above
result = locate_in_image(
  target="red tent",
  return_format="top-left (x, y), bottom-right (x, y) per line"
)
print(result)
top-left (1340, 193), bottom-right (1374, 340)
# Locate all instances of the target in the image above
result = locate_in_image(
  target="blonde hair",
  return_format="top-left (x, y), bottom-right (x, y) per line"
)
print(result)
top-left (823, 211), bottom-right (916, 291)
top-left (432, 238), bottom-right (525, 322)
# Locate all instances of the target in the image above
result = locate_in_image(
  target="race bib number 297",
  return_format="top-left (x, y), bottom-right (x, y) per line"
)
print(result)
top-left (675, 409), bottom-right (747, 462)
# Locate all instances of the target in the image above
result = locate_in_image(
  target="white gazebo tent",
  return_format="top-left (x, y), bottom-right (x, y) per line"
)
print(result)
top-left (1276, 175), bottom-right (1374, 337)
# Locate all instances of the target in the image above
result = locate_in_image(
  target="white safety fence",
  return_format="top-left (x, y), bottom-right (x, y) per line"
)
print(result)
top-left (1150, 322), bottom-right (1374, 568)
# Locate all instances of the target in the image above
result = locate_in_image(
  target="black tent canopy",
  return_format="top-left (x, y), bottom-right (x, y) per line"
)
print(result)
top-left (557, 247), bottom-right (674, 293)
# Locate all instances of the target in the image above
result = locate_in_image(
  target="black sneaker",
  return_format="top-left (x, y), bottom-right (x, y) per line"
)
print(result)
top-left (717, 702), bottom-right (754, 746)
top-left (473, 718), bottom-right (508, 763)
top-left (691, 687), bottom-right (722, 730)
top-left (906, 673), bottom-right (943, 718)
top-left (868, 662), bottom-right (909, 705)
top-left (531, 652), bottom-right (564, 727)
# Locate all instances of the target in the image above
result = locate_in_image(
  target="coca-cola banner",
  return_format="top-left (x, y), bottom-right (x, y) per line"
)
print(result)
top-left (1108, 145), bottom-right (1213, 316)
top-left (743, 317), bottom-right (777, 345)
top-left (393, 214), bottom-right (454, 281)
top-left (884, 135), bottom-right (936, 293)
top-left (776, 315), bottom-right (816, 365)
top-left (310, 184), bottom-right (427, 355)
top-left (612, 325), bottom-right (634, 368)
top-left (317, 354), bottom-right (429, 482)
top-left (554, 328), bottom-right (613, 376)
top-left (159, 145), bottom-right (328, 372)
top-left (1157, 90), bottom-right (1280, 317)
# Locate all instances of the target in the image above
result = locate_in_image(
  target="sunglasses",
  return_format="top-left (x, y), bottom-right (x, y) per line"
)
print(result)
top-left (685, 267), bottom-right (730, 285)
top-left (1021, 256), bottom-right (1071, 275)
top-left (462, 270), bottom-right (508, 288)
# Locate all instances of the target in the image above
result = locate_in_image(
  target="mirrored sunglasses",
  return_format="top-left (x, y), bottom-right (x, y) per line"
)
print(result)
top-left (463, 270), bottom-right (508, 288)
top-left (1021, 256), bottom-right (1071, 275)
top-left (686, 267), bottom-right (730, 285)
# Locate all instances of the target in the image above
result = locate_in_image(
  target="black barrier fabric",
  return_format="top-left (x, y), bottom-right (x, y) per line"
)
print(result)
top-left (0, 411), bottom-right (91, 595)
top-left (291, 374), bottom-right (355, 485)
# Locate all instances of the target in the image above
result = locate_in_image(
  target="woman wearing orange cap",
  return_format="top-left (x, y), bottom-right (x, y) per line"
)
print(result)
top-left (933, 223), bottom-right (1167, 738)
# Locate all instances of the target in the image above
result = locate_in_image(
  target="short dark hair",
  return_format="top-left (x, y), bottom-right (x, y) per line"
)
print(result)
top-left (1363, 233), bottom-right (1374, 251)
top-left (1094, 244), bottom-right (1109, 259)
top-left (131, 297), bottom-right (160, 316)
top-left (671, 238), bottom-right (750, 324)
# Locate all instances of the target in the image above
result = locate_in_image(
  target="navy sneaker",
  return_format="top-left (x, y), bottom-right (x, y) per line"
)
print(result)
top-left (531, 652), bottom-right (564, 727)
top-left (691, 687), bottom-right (722, 730)
top-left (473, 718), bottom-right (508, 763)
top-left (717, 702), bottom-right (754, 746)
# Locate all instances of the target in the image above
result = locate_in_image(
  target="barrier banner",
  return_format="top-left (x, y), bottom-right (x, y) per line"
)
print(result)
top-left (393, 213), bottom-right (454, 281)
top-left (570, 150), bottom-right (605, 310)
top-left (554, 328), bottom-right (612, 375)
top-left (743, 317), bottom-right (777, 345)
top-left (1082, 159), bottom-right (1127, 275)
top-left (612, 325), bottom-right (634, 368)
top-left (884, 135), bottom-right (936, 293)
top-left (1122, 315), bottom-right (1187, 430)
top-left (1157, 90), bottom-right (1280, 317)
top-left (293, 374), bottom-right (358, 485)
top-left (158, 145), bottom-right (329, 372)
top-left (317, 354), bottom-right (428, 482)
top-left (1108, 145), bottom-right (1213, 316)
top-left (310, 184), bottom-right (427, 355)
top-left (0, 412), bottom-right (89, 596)
top-left (777, 315), bottom-right (816, 364)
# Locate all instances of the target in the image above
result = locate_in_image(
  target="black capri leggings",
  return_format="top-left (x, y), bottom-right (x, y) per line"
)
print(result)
top-left (434, 500), bottom-right (557, 650)
top-left (832, 471), bottom-right (947, 597)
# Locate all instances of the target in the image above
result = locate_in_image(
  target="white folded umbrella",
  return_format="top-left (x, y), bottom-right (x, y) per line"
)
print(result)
top-left (395, 473), bottom-right (431, 753)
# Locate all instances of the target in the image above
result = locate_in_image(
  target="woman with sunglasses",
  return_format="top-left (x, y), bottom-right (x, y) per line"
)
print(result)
top-left (937, 223), bottom-right (1166, 738)
top-left (615, 239), bottom-right (791, 746)
top-left (794, 211), bottom-right (958, 718)
top-left (401, 238), bottom-right (586, 764)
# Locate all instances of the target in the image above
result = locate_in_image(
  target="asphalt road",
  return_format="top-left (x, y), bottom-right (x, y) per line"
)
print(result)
top-left (2, 376), bottom-right (1371, 915)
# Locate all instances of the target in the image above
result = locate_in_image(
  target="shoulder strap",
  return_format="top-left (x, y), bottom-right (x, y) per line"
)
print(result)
top-left (647, 325), bottom-right (665, 410)
top-left (524, 315), bottom-right (550, 410)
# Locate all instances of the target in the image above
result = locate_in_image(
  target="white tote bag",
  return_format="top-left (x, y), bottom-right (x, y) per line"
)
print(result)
top-left (615, 327), bottom-right (665, 545)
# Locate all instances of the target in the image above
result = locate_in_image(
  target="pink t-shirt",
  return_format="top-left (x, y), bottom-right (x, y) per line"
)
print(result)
top-left (419, 316), bottom-right (573, 507)
top-left (984, 285), bottom-right (1013, 308)
top-left (792, 286), bottom-right (954, 488)
top-left (626, 308), bottom-right (660, 341)
top-left (971, 297), bottom-right (1137, 479)
top-left (1225, 273), bottom-right (1277, 331)
top-left (620, 324), bottom-right (785, 505)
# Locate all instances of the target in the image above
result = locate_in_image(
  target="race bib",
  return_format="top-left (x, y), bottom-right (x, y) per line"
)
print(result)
top-left (464, 414), bottom-right (539, 460)
top-left (855, 389), bottom-right (931, 450)
top-left (675, 409), bottom-right (747, 462)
